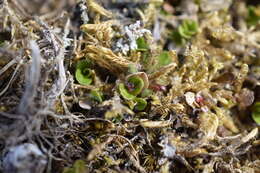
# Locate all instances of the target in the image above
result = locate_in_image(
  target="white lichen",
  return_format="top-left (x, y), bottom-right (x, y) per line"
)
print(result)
top-left (162, 143), bottom-right (176, 158)
top-left (79, 0), bottom-right (89, 24)
top-left (115, 21), bottom-right (151, 55)
top-left (115, 38), bottom-right (130, 55)
top-left (159, 137), bottom-right (176, 159)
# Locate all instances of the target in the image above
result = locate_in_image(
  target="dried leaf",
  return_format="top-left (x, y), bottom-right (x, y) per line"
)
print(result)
top-left (198, 112), bottom-right (219, 140)
top-left (87, 0), bottom-right (112, 17)
top-left (184, 92), bottom-right (196, 108)
top-left (140, 120), bottom-right (172, 128)
top-left (148, 63), bottom-right (177, 80)
top-left (214, 107), bottom-right (239, 133)
top-left (84, 45), bottom-right (133, 74)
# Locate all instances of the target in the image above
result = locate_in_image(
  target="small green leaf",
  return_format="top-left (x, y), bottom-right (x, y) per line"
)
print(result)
top-left (252, 112), bottom-right (260, 125)
top-left (127, 76), bottom-right (145, 96)
top-left (178, 25), bottom-right (191, 39)
top-left (63, 160), bottom-right (86, 173)
top-left (75, 60), bottom-right (93, 85)
top-left (157, 51), bottom-right (172, 67)
top-left (118, 83), bottom-right (136, 100)
top-left (136, 37), bottom-right (149, 51)
top-left (252, 102), bottom-right (260, 125)
top-left (134, 98), bottom-right (147, 111)
top-left (90, 90), bottom-right (103, 103)
top-left (172, 19), bottom-right (198, 45)
top-left (184, 20), bottom-right (198, 34)
top-left (128, 64), bottom-right (138, 74)
top-left (178, 20), bottom-right (198, 39)
top-left (140, 51), bottom-right (150, 66)
top-left (247, 6), bottom-right (260, 26)
top-left (141, 88), bottom-right (153, 98)
top-left (171, 31), bottom-right (186, 45)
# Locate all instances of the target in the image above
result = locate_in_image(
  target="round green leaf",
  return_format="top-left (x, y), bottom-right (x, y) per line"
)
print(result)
top-left (157, 51), bottom-right (172, 67)
top-left (127, 76), bottom-right (144, 96)
top-left (128, 64), bottom-right (138, 74)
top-left (185, 20), bottom-right (198, 33)
top-left (172, 31), bottom-right (186, 45)
top-left (141, 88), bottom-right (153, 98)
top-left (252, 112), bottom-right (260, 125)
top-left (252, 102), bottom-right (260, 125)
top-left (136, 37), bottom-right (149, 51)
top-left (75, 60), bottom-right (93, 85)
top-left (178, 19), bottom-right (198, 39)
top-left (118, 83), bottom-right (136, 100)
top-left (178, 26), bottom-right (191, 39)
top-left (134, 98), bottom-right (147, 111)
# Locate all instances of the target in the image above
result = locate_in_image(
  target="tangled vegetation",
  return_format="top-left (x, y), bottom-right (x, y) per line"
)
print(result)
top-left (0, 0), bottom-right (259, 173)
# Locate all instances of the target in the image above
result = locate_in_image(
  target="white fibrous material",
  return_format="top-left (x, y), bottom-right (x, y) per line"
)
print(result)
top-left (3, 143), bottom-right (47, 173)
top-left (125, 21), bottom-right (151, 50)
top-left (159, 137), bottom-right (176, 159)
top-left (115, 39), bottom-right (130, 55)
top-left (115, 21), bottom-right (151, 55)
top-left (79, 1), bottom-right (89, 24)
top-left (18, 41), bottom-right (42, 114)
top-left (162, 143), bottom-right (176, 158)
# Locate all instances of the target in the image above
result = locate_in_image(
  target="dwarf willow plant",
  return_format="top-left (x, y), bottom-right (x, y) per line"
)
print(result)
top-left (75, 60), bottom-right (94, 85)
top-left (252, 102), bottom-right (260, 125)
top-left (118, 74), bottom-right (148, 111)
top-left (119, 75), bottom-right (144, 99)
top-left (172, 19), bottom-right (198, 45)
top-left (126, 75), bottom-right (145, 96)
